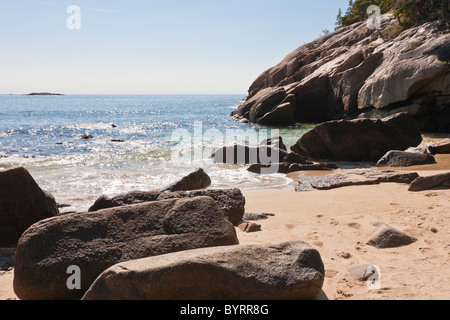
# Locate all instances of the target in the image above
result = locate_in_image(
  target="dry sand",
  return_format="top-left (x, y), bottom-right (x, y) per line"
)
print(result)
top-left (239, 154), bottom-right (450, 300)
top-left (1, 154), bottom-right (449, 301)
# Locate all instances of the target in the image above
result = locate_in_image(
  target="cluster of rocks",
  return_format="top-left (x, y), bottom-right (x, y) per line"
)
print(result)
top-left (0, 167), bottom-right (325, 300)
top-left (212, 135), bottom-right (338, 175)
top-left (232, 13), bottom-right (449, 133)
top-left (215, 113), bottom-right (449, 182)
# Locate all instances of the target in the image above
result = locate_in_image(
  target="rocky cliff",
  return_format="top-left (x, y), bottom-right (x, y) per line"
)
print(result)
top-left (232, 14), bottom-right (450, 133)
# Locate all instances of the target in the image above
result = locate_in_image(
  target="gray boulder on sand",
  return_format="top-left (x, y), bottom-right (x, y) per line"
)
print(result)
top-left (347, 265), bottom-right (380, 282)
top-left (89, 188), bottom-right (246, 226)
top-left (0, 167), bottom-right (59, 247)
top-left (408, 172), bottom-right (450, 191)
top-left (376, 150), bottom-right (436, 167)
top-left (367, 224), bottom-right (417, 249)
top-left (13, 196), bottom-right (239, 300)
top-left (160, 168), bottom-right (212, 192)
top-left (82, 241), bottom-right (325, 300)
top-left (237, 222), bottom-right (262, 233)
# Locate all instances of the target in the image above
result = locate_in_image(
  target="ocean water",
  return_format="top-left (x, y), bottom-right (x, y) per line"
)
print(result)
top-left (0, 94), bottom-right (314, 212)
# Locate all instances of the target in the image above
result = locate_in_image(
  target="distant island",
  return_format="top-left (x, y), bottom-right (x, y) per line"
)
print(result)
top-left (26, 93), bottom-right (64, 96)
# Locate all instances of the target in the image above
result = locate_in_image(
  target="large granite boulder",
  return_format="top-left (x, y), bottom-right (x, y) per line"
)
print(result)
top-left (291, 113), bottom-right (423, 162)
top-left (82, 241), bottom-right (325, 300)
top-left (89, 188), bottom-right (246, 226)
top-left (233, 13), bottom-right (450, 132)
top-left (13, 196), bottom-right (239, 300)
top-left (0, 167), bottom-right (59, 247)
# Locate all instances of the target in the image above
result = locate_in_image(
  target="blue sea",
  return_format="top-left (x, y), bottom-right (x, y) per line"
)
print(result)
top-left (0, 94), bottom-right (314, 212)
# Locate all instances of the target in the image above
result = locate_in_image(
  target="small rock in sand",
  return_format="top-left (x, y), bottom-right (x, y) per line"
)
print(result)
top-left (367, 224), bottom-right (417, 249)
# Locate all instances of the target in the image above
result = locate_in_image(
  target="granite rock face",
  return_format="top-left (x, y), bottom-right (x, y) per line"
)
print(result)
top-left (232, 14), bottom-right (450, 132)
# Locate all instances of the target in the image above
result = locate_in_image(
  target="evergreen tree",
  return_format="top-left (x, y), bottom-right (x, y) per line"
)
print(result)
top-left (335, 8), bottom-right (343, 29)
top-left (346, 0), bottom-right (355, 15)
top-left (336, 0), bottom-right (446, 28)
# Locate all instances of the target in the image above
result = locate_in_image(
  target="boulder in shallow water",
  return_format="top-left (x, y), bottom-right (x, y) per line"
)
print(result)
top-left (260, 136), bottom-right (287, 151)
top-left (14, 196), bottom-right (239, 300)
top-left (82, 241), bottom-right (325, 300)
top-left (81, 132), bottom-right (93, 140)
top-left (160, 168), bottom-right (211, 192)
top-left (211, 144), bottom-right (289, 165)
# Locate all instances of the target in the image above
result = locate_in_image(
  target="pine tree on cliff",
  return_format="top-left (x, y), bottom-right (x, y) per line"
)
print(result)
top-left (337, 0), bottom-right (448, 28)
top-left (335, 8), bottom-right (343, 30)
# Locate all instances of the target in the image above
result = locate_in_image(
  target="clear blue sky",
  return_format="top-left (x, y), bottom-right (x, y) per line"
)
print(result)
top-left (0, 0), bottom-right (350, 94)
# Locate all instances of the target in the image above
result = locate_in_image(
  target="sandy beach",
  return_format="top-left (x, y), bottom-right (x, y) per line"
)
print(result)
top-left (1, 154), bottom-right (449, 300)
top-left (239, 154), bottom-right (450, 300)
